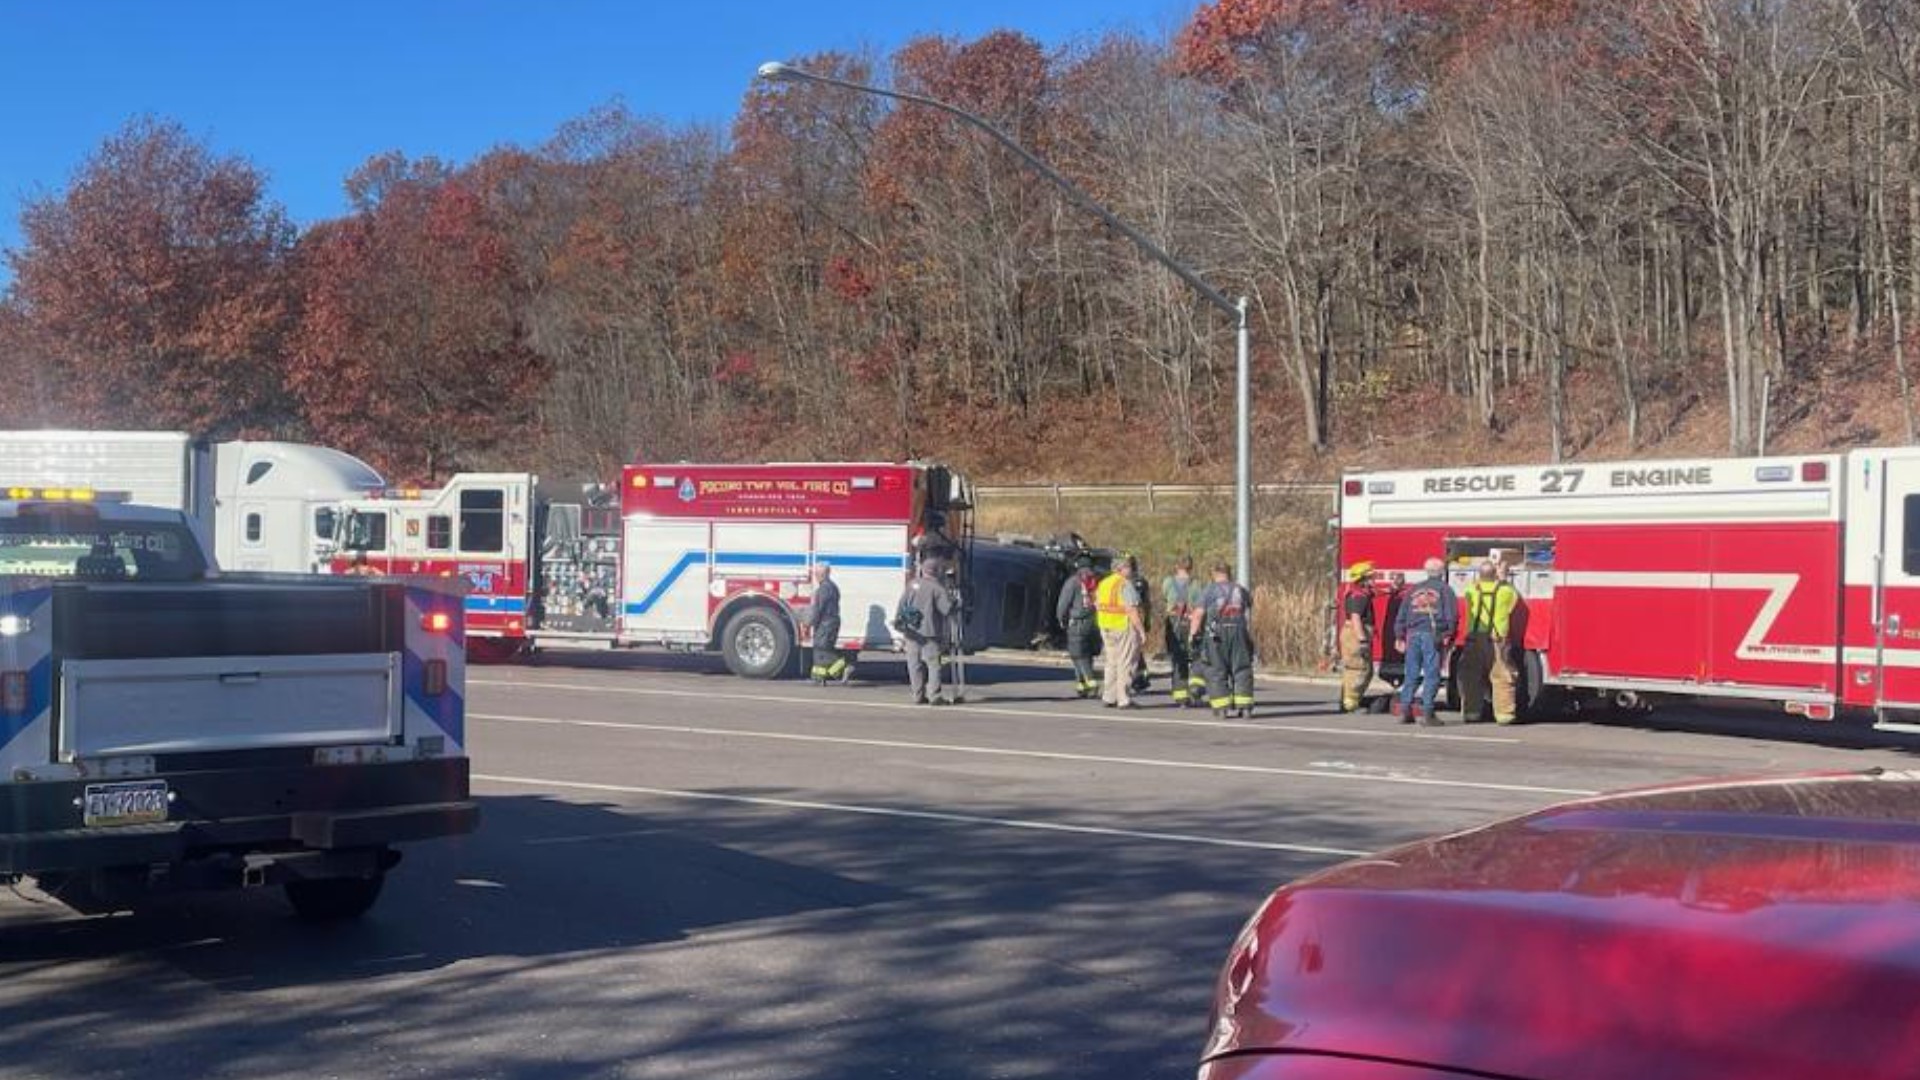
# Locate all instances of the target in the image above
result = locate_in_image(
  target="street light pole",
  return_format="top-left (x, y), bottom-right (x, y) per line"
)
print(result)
top-left (756, 61), bottom-right (1256, 589)
top-left (1236, 298), bottom-right (1251, 591)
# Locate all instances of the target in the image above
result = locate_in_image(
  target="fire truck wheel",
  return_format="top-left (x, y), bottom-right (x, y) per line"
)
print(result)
top-left (1516, 649), bottom-right (1561, 720)
top-left (722, 606), bottom-right (795, 679)
top-left (467, 639), bottom-right (526, 665)
top-left (285, 871), bottom-right (386, 922)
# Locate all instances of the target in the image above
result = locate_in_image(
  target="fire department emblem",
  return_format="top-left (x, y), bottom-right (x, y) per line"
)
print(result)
top-left (677, 478), bottom-right (697, 503)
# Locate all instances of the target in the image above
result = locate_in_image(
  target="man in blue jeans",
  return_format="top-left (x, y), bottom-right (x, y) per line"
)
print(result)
top-left (1394, 557), bottom-right (1457, 726)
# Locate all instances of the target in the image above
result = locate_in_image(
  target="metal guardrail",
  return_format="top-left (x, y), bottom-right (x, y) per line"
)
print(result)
top-left (975, 481), bottom-right (1335, 513)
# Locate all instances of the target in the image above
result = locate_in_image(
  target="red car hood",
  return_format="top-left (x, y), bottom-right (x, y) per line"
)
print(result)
top-left (1204, 768), bottom-right (1920, 1080)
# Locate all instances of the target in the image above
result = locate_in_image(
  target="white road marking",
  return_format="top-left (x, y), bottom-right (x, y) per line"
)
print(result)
top-left (480, 774), bottom-right (1372, 857)
top-left (468, 712), bottom-right (1595, 796)
top-left (468, 677), bottom-right (1521, 745)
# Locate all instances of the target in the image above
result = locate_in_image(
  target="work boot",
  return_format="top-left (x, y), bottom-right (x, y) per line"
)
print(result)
top-left (1419, 711), bottom-right (1445, 727)
top-left (930, 696), bottom-right (950, 707)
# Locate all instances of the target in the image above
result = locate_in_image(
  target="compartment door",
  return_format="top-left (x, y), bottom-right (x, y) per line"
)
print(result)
top-left (815, 524), bottom-right (910, 648)
top-left (1875, 459), bottom-right (1920, 708)
top-left (621, 520), bottom-right (710, 639)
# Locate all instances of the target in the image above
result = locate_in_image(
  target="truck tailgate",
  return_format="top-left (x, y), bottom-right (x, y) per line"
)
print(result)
top-left (58, 653), bottom-right (401, 758)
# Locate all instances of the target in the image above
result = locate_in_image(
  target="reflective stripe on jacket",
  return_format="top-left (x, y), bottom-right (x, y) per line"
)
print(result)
top-left (1095, 573), bottom-right (1133, 632)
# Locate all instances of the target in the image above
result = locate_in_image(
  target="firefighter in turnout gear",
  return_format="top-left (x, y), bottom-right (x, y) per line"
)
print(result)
top-left (1095, 559), bottom-right (1146, 709)
top-left (1162, 556), bottom-right (1201, 706)
top-left (1457, 559), bottom-right (1522, 723)
top-left (1194, 562), bottom-right (1255, 718)
top-left (806, 562), bottom-right (852, 685)
top-left (1338, 561), bottom-right (1376, 712)
top-left (1186, 613), bottom-right (1212, 705)
top-left (1056, 557), bottom-right (1102, 698)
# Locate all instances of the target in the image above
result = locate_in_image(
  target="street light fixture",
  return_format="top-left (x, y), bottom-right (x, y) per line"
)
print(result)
top-left (756, 61), bottom-right (1256, 590)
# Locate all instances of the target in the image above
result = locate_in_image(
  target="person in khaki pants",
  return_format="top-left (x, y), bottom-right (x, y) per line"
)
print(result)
top-left (1095, 560), bottom-right (1145, 709)
top-left (1338, 561), bottom-right (1375, 712)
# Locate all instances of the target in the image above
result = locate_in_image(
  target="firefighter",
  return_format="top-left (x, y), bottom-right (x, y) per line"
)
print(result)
top-left (344, 551), bottom-right (379, 576)
top-left (1162, 556), bottom-right (1201, 706)
top-left (1095, 558), bottom-right (1145, 709)
top-left (1457, 559), bottom-right (1522, 723)
top-left (1393, 557), bottom-right (1457, 726)
top-left (896, 560), bottom-right (957, 705)
top-left (1338, 561), bottom-right (1376, 712)
top-left (1194, 562), bottom-right (1255, 718)
top-left (806, 562), bottom-right (852, 686)
top-left (1186, 609), bottom-right (1211, 707)
top-left (1056, 556), bottom-right (1102, 698)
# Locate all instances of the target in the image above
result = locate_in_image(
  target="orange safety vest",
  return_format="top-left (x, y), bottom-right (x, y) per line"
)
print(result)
top-left (1095, 573), bottom-right (1133, 632)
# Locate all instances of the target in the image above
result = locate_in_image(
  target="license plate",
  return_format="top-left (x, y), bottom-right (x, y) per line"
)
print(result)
top-left (82, 780), bottom-right (170, 827)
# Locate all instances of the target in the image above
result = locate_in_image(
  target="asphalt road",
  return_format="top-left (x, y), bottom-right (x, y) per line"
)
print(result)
top-left (3, 652), bottom-right (1916, 1080)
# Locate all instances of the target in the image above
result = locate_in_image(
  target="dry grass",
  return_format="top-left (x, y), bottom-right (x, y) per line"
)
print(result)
top-left (977, 495), bottom-right (1336, 673)
top-left (1251, 583), bottom-right (1332, 674)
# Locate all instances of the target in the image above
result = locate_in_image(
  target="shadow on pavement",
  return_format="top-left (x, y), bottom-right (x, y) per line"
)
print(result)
top-left (0, 791), bottom-right (898, 984)
top-left (0, 781), bottom-right (1361, 1080)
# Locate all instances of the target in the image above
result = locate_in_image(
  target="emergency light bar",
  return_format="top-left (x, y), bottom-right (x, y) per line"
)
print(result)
top-left (2, 486), bottom-right (125, 503)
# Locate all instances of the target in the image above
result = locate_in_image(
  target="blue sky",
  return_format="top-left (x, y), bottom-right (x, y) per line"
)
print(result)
top-left (0, 0), bottom-right (1189, 266)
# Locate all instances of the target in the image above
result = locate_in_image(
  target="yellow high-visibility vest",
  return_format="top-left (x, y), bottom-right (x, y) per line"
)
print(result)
top-left (1095, 573), bottom-right (1132, 632)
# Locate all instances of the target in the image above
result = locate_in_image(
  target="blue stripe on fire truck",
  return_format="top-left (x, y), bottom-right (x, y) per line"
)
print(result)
top-left (621, 550), bottom-right (908, 617)
top-left (624, 551), bottom-right (710, 616)
top-left (465, 595), bottom-right (528, 613)
top-left (816, 554), bottom-right (908, 569)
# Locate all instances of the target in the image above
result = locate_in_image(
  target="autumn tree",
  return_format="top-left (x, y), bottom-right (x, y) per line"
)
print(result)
top-left (288, 156), bottom-right (543, 480)
top-left (1177, 0), bottom-right (1414, 452)
top-left (5, 118), bottom-right (297, 434)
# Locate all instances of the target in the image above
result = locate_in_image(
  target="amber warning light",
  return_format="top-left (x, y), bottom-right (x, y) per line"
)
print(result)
top-left (421, 612), bottom-right (454, 633)
top-left (5, 486), bottom-right (95, 502)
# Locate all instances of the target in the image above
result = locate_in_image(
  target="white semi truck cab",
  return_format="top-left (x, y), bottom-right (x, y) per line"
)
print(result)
top-left (0, 488), bottom-right (475, 920)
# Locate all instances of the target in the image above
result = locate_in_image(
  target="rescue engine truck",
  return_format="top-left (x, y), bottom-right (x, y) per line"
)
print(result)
top-left (330, 461), bottom-right (972, 676)
top-left (0, 487), bottom-right (474, 919)
top-left (1338, 449), bottom-right (1920, 729)
top-left (0, 430), bottom-right (385, 573)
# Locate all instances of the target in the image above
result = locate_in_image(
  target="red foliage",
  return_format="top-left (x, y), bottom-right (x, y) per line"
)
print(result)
top-left (825, 254), bottom-right (875, 302)
top-left (5, 119), bottom-right (296, 435)
top-left (869, 31), bottom-right (1056, 207)
top-left (288, 162), bottom-right (543, 479)
top-left (715, 351), bottom-right (760, 386)
top-left (1176, 0), bottom-right (1592, 84)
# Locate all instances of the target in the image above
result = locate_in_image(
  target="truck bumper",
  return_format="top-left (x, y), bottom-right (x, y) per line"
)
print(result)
top-left (0, 757), bottom-right (476, 876)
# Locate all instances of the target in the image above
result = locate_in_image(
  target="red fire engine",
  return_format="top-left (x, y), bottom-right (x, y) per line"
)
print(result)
top-left (330, 461), bottom-right (971, 675)
top-left (1338, 450), bottom-right (1920, 729)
